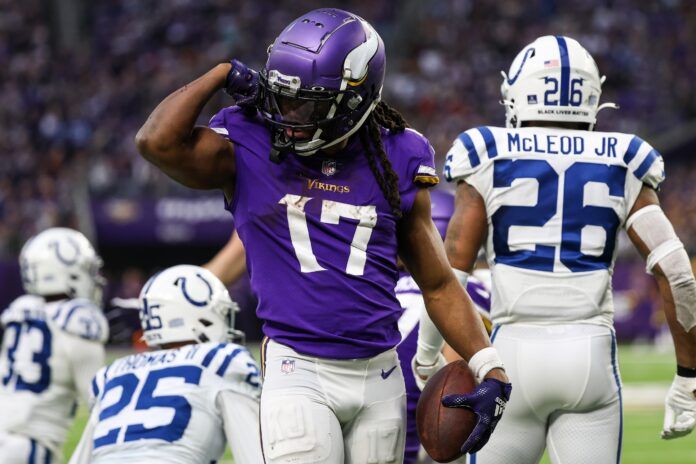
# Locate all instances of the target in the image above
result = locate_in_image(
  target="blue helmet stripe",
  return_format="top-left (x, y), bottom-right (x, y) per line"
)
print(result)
top-left (457, 132), bottom-right (480, 167)
top-left (555, 36), bottom-right (570, 106)
top-left (476, 127), bottom-right (498, 158)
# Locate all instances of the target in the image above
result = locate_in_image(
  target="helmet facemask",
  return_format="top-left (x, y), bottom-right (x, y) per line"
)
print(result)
top-left (259, 68), bottom-right (370, 156)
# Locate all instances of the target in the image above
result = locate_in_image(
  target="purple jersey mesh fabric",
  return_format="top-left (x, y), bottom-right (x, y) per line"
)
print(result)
top-left (210, 106), bottom-right (437, 359)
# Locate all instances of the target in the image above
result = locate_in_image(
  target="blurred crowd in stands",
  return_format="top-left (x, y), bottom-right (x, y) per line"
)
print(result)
top-left (1, 0), bottom-right (695, 341)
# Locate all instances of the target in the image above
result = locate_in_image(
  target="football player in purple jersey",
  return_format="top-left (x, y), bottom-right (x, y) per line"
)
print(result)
top-left (136, 9), bottom-right (510, 463)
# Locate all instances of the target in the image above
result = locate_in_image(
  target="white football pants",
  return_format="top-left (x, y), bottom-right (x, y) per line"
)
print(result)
top-left (260, 339), bottom-right (407, 464)
top-left (471, 323), bottom-right (622, 464)
top-left (0, 431), bottom-right (56, 464)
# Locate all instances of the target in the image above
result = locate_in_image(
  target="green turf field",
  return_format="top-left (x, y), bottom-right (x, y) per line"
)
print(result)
top-left (63, 344), bottom-right (696, 463)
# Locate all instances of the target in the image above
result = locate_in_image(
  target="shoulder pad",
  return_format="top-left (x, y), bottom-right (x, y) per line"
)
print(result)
top-left (388, 128), bottom-right (439, 187)
top-left (622, 135), bottom-right (665, 189)
top-left (54, 299), bottom-right (109, 343)
top-left (444, 126), bottom-right (499, 182)
top-left (1, 295), bottom-right (46, 326)
top-left (200, 343), bottom-right (261, 397)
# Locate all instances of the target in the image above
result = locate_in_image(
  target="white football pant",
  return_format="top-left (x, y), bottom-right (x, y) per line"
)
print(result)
top-left (471, 323), bottom-right (622, 464)
top-left (260, 339), bottom-right (406, 464)
top-left (0, 431), bottom-right (56, 464)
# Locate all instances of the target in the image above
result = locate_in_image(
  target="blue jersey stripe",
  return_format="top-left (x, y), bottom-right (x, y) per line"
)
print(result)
top-left (476, 127), bottom-right (498, 158)
top-left (61, 303), bottom-right (87, 330)
top-left (490, 325), bottom-right (501, 343)
top-left (216, 348), bottom-right (244, 377)
top-left (633, 149), bottom-right (659, 179)
top-left (555, 36), bottom-right (570, 106)
top-left (623, 136), bottom-right (644, 164)
top-left (458, 132), bottom-right (480, 167)
top-left (44, 448), bottom-right (51, 464)
top-left (610, 330), bottom-right (623, 464)
top-left (29, 438), bottom-right (37, 464)
top-left (201, 343), bottom-right (226, 367)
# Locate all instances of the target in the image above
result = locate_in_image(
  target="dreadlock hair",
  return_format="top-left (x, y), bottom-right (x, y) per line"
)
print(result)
top-left (359, 101), bottom-right (408, 219)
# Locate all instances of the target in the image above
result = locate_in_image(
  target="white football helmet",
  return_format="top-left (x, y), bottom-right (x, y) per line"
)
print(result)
top-left (19, 227), bottom-right (105, 303)
top-left (500, 35), bottom-right (617, 129)
top-left (139, 265), bottom-right (243, 347)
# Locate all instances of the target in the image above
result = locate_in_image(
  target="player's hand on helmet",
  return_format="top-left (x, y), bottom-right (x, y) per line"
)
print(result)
top-left (224, 59), bottom-right (260, 109)
top-left (662, 374), bottom-right (696, 439)
top-left (412, 353), bottom-right (447, 391)
top-left (442, 376), bottom-right (512, 454)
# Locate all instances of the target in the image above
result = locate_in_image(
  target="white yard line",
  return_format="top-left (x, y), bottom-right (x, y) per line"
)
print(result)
top-left (622, 383), bottom-right (668, 408)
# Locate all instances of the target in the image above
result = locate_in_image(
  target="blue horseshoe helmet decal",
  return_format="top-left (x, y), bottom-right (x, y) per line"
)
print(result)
top-left (506, 47), bottom-right (535, 85)
top-left (48, 237), bottom-right (81, 265)
top-left (174, 273), bottom-right (213, 307)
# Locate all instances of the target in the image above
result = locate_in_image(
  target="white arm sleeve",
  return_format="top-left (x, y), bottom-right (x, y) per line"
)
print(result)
top-left (217, 390), bottom-right (263, 464)
top-left (627, 205), bottom-right (696, 331)
top-left (416, 269), bottom-right (469, 364)
top-left (416, 307), bottom-right (445, 365)
top-left (65, 335), bottom-right (106, 405)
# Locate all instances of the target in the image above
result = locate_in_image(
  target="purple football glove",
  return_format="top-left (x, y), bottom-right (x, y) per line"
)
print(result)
top-left (224, 59), bottom-right (260, 109)
top-left (442, 378), bottom-right (512, 454)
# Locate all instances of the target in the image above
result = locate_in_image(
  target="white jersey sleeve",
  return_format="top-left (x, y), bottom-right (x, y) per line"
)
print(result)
top-left (52, 298), bottom-right (109, 343)
top-left (621, 135), bottom-right (665, 215)
top-left (444, 126), bottom-right (496, 185)
top-left (217, 390), bottom-right (263, 464)
top-left (203, 343), bottom-right (262, 400)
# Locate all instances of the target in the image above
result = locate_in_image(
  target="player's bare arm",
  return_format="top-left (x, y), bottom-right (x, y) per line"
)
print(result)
top-left (203, 230), bottom-right (247, 286)
top-left (445, 181), bottom-right (488, 273)
top-left (398, 188), bottom-right (507, 384)
top-left (135, 63), bottom-right (235, 193)
top-left (627, 184), bottom-right (696, 439)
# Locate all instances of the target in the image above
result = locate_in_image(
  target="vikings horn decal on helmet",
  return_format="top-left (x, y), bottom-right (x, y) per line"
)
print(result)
top-left (500, 35), bottom-right (617, 129)
top-left (19, 227), bottom-right (105, 303)
top-left (259, 8), bottom-right (386, 157)
top-left (139, 265), bottom-right (243, 347)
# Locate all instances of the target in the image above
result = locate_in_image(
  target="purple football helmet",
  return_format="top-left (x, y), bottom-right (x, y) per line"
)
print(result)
top-left (259, 8), bottom-right (386, 156)
top-left (430, 189), bottom-right (454, 240)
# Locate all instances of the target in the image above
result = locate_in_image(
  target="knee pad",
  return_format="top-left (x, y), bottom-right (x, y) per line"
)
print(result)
top-left (261, 395), bottom-right (334, 463)
top-left (346, 418), bottom-right (404, 464)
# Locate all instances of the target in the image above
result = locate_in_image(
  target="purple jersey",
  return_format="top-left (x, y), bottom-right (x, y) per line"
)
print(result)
top-left (209, 106), bottom-right (438, 359)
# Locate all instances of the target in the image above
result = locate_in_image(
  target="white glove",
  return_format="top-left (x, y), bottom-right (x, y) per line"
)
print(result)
top-left (662, 374), bottom-right (696, 439)
top-left (412, 353), bottom-right (446, 391)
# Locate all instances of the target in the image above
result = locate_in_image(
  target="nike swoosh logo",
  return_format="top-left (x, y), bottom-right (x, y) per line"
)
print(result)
top-left (381, 365), bottom-right (397, 380)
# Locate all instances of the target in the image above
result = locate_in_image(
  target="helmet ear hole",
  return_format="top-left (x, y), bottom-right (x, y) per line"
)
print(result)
top-left (198, 318), bottom-right (213, 327)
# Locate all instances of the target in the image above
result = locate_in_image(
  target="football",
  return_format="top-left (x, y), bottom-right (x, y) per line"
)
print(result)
top-left (416, 360), bottom-right (477, 463)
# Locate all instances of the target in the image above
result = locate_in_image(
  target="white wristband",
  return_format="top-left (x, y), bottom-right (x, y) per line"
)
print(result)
top-left (468, 347), bottom-right (505, 384)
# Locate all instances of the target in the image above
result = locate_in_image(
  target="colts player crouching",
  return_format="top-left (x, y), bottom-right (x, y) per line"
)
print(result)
top-left (68, 265), bottom-right (262, 464)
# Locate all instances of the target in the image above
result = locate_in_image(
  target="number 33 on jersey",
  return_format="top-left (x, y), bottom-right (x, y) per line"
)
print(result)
top-left (444, 126), bottom-right (664, 325)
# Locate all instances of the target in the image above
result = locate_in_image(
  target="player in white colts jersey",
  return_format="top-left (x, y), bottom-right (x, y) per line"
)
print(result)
top-left (0, 228), bottom-right (108, 463)
top-left (68, 264), bottom-right (262, 464)
top-left (437, 35), bottom-right (696, 463)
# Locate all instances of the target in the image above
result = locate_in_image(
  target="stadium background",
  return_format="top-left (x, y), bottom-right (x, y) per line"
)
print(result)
top-left (1, 0), bottom-right (696, 462)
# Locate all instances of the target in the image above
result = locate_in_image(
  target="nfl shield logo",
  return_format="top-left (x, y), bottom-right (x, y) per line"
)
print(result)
top-left (321, 160), bottom-right (337, 177)
top-left (280, 359), bottom-right (295, 374)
